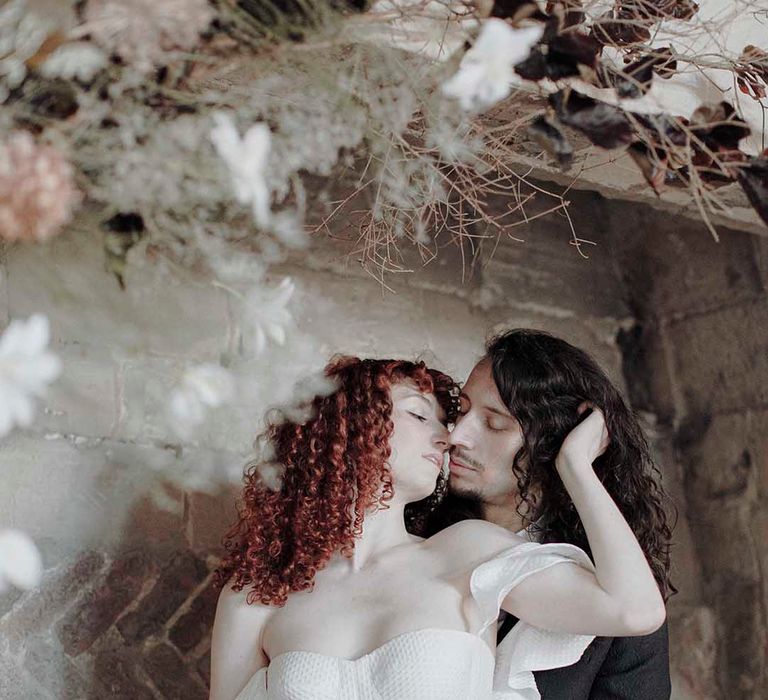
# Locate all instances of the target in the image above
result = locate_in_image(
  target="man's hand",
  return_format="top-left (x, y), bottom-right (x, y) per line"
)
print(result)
top-left (556, 404), bottom-right (610, 473)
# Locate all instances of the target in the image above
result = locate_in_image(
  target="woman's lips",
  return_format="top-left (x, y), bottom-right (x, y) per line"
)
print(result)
top-left (423, 453), bottom-right (443, 469)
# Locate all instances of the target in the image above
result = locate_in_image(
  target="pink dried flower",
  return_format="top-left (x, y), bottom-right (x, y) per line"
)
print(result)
top-left (84, 0), bottom-right (214, 72)
top-left (0, 132), bottom-right (81, 243)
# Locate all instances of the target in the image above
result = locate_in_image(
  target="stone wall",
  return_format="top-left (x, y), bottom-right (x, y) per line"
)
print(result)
top-left (607, 203), bottom-right (768, 699)
top-left (0, 188), bottom-right (718, 698)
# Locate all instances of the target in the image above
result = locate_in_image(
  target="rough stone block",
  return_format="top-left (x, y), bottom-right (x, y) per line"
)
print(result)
top-left (0, 587), bottom-right (23, 619)
top-left (608, 202), bottom-right (763, 317)
top-left (687, 502), bottom-right (761, 586)
top-left (0, 551), bottom-right (105, 651)
top-left (679, 410), bottom-right (768, 504)
top-left (0, 435), bottom-right (194, 561)
top-left (89, 636), bottom-right (155, 700)
top-left (39, 342), bottom-right (118, 438)
top-left (665, 300), bottom-right (768, 415)
top-left (0, 254), bottom-right (8, 328)
top-left (680, 502), bottom-right (767, 696)
top-left (0, 646), bottom-right (48, 700)
top-left (24, 637), bottom-right (89, 699)
top-left (279, 267), bottom-right (472, 363)
top-left (117, 488), bottom-right (187, 555)
top-left (714, 575), bottom-right (767, 697)
top-left (196, 649), bottom-right (211, 688)
top-left (185, 488), bottom-right (239, 555)
top-left (169, 581), bottom-right (219, 653)
top-left (294, 224), bottom-right (482, 301)
top-left (479, 190), bottom-right (630, 321)
top-left (58, 551), bottom-right (155, 656)
top-left (669, 605), bottom-right (717, 700)
top-left (143, 643), bottom-right (208, 700)
top-left (117, 359), bottom-right (258, 451)
top-left (113, 357), bottom-right (179, 444)
top-left (4, 224), bottom-right (229, 360)
top-left (750, 234), bottom-right (768, 293)
top-left (117, 551), bottom-right (207, 644)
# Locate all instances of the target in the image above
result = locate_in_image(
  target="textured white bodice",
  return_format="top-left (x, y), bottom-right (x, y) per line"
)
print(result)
top-left (235, 542), bottom-right (596, 700)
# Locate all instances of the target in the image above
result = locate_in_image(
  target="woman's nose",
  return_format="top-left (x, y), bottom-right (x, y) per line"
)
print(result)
top-left (433, 425), bottom-right (449, 450)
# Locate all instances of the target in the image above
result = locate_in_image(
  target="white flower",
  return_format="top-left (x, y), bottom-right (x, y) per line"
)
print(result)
top-left (40, 42), bottom-right (108, 83)
top-left (0, 0), bottom-right (51, 100)
top-left (442, 18), bottom-right (544, 111)
top-left (168, 363), bottom-right (235, 436)
top-left (210, 112), bottom-right (272, 228)
top-left (0, 529), bottom-right (42, 592)
top-left (254, 462), bottom-right (285, 492)
top-left (0, 314), bottom-right (62, 439)
top-left (243, 277), bottom-right (295, 355)
top-left (360, 0), bottom-right (478, 61)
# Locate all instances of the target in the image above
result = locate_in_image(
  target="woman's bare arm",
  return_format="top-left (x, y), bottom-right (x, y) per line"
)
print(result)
top-left (504, 409), bottom-right (665, 636)
top-left (438, 409), bottom-right (665, 638)
top-left (209, 583), bottom-right (271, 700)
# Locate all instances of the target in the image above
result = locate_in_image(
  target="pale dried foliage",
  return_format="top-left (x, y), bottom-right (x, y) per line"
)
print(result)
top-left (0, 0), bottom-right (765, 277)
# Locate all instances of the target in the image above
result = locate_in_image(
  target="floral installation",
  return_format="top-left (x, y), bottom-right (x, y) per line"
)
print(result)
top-left (442, 17), bottom-right (545, 110)
top-left (0, 0), bottom-right (761, 274)
top-left (0, 314), bottom-right (62, 439)
top-left (210, 111), bottom-right (273, 228)
top-left (81, 0), bottom-right (215, 74)
top-left (0, 131), bottom-right (81, 242)
top-left (167, 362), bottom-right (236, 438)
top-left (240, 277), bottom-right (297, 355)
top-left (0, 528), bottom-right (42, 592)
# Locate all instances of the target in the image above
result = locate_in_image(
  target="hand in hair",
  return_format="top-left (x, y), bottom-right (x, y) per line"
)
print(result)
top-left (556, 404), bottom-right (610, 473)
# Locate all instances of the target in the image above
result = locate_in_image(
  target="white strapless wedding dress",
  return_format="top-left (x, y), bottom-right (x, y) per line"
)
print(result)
top-left (235, 542), bottom-right (596, 700)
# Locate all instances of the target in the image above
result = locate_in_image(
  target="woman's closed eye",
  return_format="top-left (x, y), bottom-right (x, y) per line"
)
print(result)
top-left (408, 411), bottom-right (428, 422)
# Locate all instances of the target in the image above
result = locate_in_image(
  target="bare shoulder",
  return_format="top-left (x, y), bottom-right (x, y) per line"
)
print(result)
top-left (210, 581), bottom-right (274, 700)
top-left (214, 583), bottom-right (276, 648)
top-left (425, 519), bottom-right (527, 570)
top-left (215, 580), bottom-right (274, 627)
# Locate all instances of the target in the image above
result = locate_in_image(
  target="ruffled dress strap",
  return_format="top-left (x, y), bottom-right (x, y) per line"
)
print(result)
top-left (469, 541), bottom-right (597, 700)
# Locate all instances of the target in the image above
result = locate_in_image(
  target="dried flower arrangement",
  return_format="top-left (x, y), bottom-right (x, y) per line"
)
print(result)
top-left (0, 0), bottom-right (764, 276)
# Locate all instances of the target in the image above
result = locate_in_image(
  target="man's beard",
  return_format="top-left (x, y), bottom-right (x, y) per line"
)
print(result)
top-left (447, 479), bottom-right (485, 504)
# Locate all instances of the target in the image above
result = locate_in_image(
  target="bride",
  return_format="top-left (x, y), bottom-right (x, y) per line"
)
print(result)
top-left (209, 356), bottom-right (665, 700)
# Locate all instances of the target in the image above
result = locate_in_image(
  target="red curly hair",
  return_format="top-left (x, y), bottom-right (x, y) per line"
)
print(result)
top-left (214, 356), bottom-right (459, 606)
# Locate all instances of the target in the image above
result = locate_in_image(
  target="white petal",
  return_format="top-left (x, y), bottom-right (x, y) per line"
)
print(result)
top-left (185, 364), bottom-right (235, 408)
top-left (442, 19), bottom-right (544, 111)
top-left (253, 325), bottom-right (267, 355)
top-left (266, 322), bottom-right (286, 346)
top-left (169, 388), bottom-right (205, 426)
top-left (0, 530), bottom-right (42, 590)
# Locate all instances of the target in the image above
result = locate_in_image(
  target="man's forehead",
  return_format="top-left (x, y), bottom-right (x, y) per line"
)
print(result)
top-left (462, 361), bottom-right (511, 415)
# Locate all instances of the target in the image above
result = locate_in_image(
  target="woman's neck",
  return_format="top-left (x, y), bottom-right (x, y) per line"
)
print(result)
top-left (343, 500), bottom-right (414, 571)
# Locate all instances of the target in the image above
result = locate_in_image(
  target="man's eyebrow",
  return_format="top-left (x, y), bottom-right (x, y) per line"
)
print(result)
top-left (459, 391), bottom-right (511, 418)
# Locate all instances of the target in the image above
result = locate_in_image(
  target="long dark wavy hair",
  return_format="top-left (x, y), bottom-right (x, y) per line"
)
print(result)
top-left (421, 329), bottom-right (676, 601)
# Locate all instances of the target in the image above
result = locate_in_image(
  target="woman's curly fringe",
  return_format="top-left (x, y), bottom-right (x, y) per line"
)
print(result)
top-left (214, 355), bottom-right (458, 606)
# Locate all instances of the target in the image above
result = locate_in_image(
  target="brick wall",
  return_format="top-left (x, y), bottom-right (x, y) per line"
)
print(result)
top-left (608, 203), bottom-right (768, 699)
top-left (0, 188), bottom-right (716, 698)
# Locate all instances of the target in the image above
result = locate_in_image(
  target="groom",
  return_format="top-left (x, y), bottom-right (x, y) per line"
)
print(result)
top-left (424, 329), bottom-right (673, 699)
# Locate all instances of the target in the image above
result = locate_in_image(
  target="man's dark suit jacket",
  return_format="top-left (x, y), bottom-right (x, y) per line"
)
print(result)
top-left (498, 614), bottom-right (671, 699)
top-left (418, 499), bottom-right (672, 699)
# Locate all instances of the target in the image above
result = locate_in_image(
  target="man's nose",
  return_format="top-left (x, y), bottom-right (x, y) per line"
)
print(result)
top-left (448, 416), bottom-right (472, 449)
